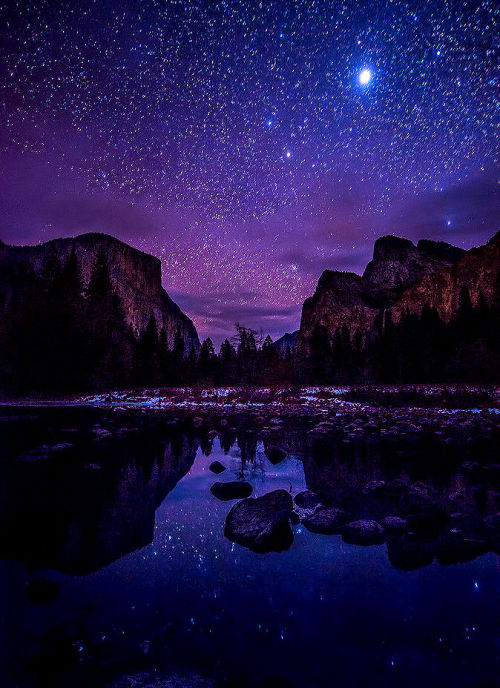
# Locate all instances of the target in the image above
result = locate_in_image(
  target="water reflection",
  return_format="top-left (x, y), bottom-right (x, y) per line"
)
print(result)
top-left (0, 408), bottom-right (498, 574)
top-left (0, 411), bottom-right (198, 574)
top-left (0, 408), bottom-right (498, 687)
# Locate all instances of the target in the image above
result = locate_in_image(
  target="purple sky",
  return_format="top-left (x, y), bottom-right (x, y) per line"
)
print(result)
top-left (1, 1), bottom-right (497, 345)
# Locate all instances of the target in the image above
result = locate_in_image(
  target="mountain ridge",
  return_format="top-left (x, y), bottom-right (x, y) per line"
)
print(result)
top-left (296, 232), bottom-right (497, 354)
top-left (0, 232), bottom-right (200, 352)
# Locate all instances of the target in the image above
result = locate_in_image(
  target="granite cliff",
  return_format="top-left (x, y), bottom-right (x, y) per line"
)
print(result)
top-left (0, 233), bottom-right (199, 352)
top-left (296, 233), bottom-right (497, 354)
top-left (391, 232), bottom-right (500, 324)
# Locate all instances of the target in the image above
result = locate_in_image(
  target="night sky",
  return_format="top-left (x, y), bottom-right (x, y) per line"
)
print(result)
top-left (0, 1), bottom-right (497, 343)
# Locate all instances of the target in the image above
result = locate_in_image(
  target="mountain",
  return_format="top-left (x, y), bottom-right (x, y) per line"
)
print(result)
top-left (362, 236), bottom-right (464, 295)
top-left (391, 232), bottom-right (500, 324)
top-left (273, 331), bottom-right (298, 356)
top-left (295, 234), bottom-right (490, 354)
top-left (0, 233), bottom-right (199, 352)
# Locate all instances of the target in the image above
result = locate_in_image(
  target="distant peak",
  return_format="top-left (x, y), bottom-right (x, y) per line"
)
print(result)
top-left (416, 239), bottom-right (464, 263)
top-left (372, 235), bottom-right (415, 259)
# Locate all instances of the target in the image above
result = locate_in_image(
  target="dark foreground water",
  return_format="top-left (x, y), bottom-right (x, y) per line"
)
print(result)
top-left (0, 407), bottom-right (498, 688)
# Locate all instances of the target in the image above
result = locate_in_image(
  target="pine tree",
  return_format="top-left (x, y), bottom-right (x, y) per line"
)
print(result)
top-left (199, 337), bottom-right (215, 381)
top-left (309, 325), bottom-right (331, 383)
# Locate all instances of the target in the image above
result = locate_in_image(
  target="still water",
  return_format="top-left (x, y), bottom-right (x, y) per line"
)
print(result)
top-left (0, 407), bottom-right (498, 687)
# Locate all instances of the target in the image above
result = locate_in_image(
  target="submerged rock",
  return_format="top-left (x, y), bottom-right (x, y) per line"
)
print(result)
top-left (363, 480), bottom-right (385, 494)
top-left (342, 520), bottom-right (385, 545)
top-left (209, 461), bottom-right (226, 475)
top-left (211, 481), bottom-right (253, 501)
top-left (224, 489), bottom-right (294, 553)
top-left (386, 536), bottom-right (435, 570)
top-left (265, 446), bottom-right (287, 464)
top-left (381, 516), bottom-right (408, 533)
top-left (302, 507), bottom-right (351, 535)
top-left (50, 443), bottom-right (74, 453)
top-left (294, 490), bottom-right (322, 509)
top-left (378, 478), bottom-right (409, 498)
top-left (25, 578), bottom-right (60, 604)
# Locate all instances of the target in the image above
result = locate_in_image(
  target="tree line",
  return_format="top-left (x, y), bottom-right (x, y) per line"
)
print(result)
top-left (304, 283), bottom-right (500, 384)
top-left (0, 248), bottom-right (498, 395)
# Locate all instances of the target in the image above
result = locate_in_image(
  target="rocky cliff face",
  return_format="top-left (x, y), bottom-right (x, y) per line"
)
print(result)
top-left (0, 233), bottom-right (199, 352)
top-left (297, 271), bottom-right (380, 354)
top-left (295, 233), bottom-right (494, 354)
top-left (363, 236), bottom-right (464, 294)
top-left (391, 231), bottom-right (500, 323)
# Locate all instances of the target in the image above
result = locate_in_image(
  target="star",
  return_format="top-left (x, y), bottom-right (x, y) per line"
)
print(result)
top-left (0, 0), bottom-right (496, 343)
top-left (359, 68), bottom-right (372, 85)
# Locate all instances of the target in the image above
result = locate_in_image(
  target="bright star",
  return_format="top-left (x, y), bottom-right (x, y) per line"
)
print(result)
top-left (359, 68), bottom-right (372, 85)
top-left (286, 151), bottom-right (291, 158)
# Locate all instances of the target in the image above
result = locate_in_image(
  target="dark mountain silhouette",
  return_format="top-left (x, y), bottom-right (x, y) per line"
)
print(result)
top-left (0, 233), bottom-right (199, 350)
top-left (296, 232), bottom-right (498, 355)
top-left (273, 331), bottom-right (298, 356)
top-left (295, 231), bottom-right (499, 383)
top-left (0, 231), bottom-right (498, 393)
top-left (0, 233), bottom-right (199, 394)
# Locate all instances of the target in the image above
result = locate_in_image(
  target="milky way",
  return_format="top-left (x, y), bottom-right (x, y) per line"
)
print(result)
top-left (0, 0), bottom-right (497, 342)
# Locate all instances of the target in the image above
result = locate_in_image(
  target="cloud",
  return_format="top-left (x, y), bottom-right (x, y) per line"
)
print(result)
top-left (0, 151), bottom-right (180, 247)
top-left (169, 290), bottom-right (302, 345)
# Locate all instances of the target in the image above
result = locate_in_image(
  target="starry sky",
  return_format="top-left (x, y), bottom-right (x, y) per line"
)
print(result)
top-left (0, 0), bottom-right (498, 344)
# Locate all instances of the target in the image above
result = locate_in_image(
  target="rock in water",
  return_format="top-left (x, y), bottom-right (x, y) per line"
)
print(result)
top-left (209, 461), bottom-right (226, 475)
top-left (381, 516), bottom-right (409, 533)
top-left (210, 481), bottom-right (253, 501)
top-left (386, 536), bottom-right (435, 571)
top-left (265, 446), bottom-right (287, 464)
top-left (342, 520), bottom-right (385, 545)
top-left (224, 489), bottom-right (294, 553)
top-left (294, 490), bottom-right (323, 509)
top-left (302, 506), bottom-right (351, 534)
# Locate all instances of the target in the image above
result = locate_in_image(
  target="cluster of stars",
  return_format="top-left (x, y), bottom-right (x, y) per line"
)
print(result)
top-left (0, 0), bottom-right (496, 340)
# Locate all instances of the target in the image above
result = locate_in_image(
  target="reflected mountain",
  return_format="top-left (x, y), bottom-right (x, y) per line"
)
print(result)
top-left (0, 408), bottom-right (498, 576)
top-left (0, 407), bottom-right (498, 688)
top-left (0, 413), bottom-right (198, 574)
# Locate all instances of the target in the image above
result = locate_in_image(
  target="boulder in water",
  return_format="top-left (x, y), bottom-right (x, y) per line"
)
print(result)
top-left (225, 489), bottom-right (294, 553)
top-left (211, 481), bottom-right (253, 501)
top-left (294, 490), bottom-right (323, 509)
top-left (302, 507), bottom-right (351, 535)
top-left (342, 520), bottom-right (385, 545)
top-left (209, 461), bottom-right (226, 475)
